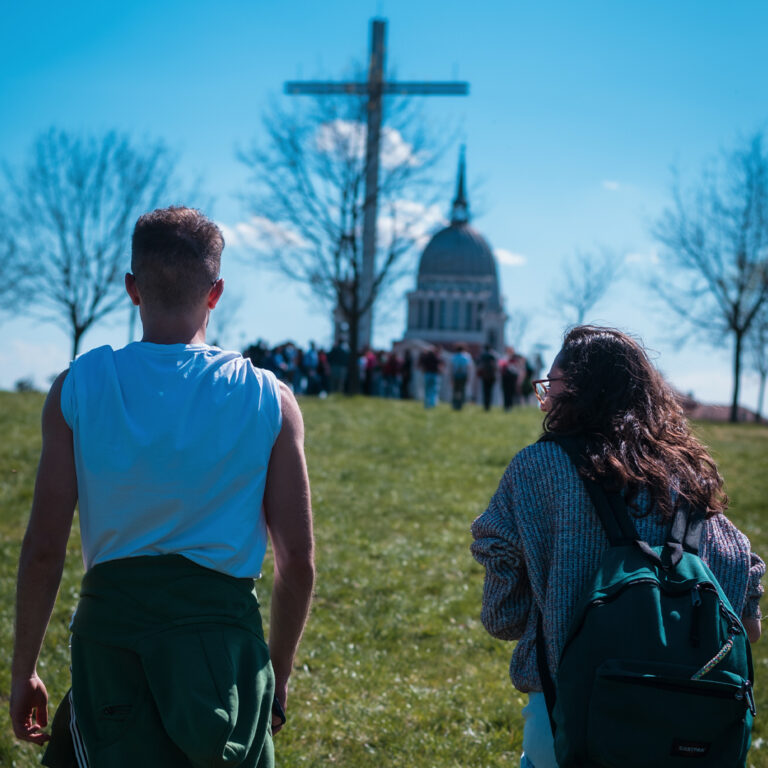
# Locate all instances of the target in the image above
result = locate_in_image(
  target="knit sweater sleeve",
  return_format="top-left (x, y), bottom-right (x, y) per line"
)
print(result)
top-left (745, 550), bottom-right (765, 620)
top-left (470, 464), bottom-right (532, 641)
top-left (700, 513), bottom-right (765, 620)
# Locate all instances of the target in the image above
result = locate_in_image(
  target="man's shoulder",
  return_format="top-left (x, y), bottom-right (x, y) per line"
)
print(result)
top-left (68, 344), bottom-right (116, 377)
top-left (74, 344), bottom-right (116, 362)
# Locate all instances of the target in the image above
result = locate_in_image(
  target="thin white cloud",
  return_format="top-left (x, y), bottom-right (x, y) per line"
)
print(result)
top-left (314, 119), bottom-right (426, 170)
top-left (495, 248), bottom-right (527, 267)
top-left (624, 248), bottom-right (659, 265)
top-left (378, 200), bottom-right (446, 249)
top-left (223, 202), bottom-right (446, 257)
top-left (219, 216), bottom-right (308, 252)
top-left (380, 128), bottom-right (425, 169)
top-left (602, 180), bottom-right (621, 191)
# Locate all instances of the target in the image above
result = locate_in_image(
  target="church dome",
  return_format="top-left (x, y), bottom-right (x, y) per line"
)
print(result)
top-left (415, 147), bottom-right (501, 308)
top-left (418, 222), bottom-right (497, 279)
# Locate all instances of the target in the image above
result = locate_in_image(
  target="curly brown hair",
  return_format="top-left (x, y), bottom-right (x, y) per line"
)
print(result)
top-left (544, 326), bottom-right (727, 519)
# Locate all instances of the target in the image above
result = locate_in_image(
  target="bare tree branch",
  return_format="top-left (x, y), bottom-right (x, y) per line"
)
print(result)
top-left (3, 129), bottom-right (180, 359)
top-left (506, 310), bottom-right (530, 350)
top-left (0, 206), bottom-right (32, 314)
top-left (209, 289), bottom-right (245, 350)
top-left (652, 132), bottom-right (768, 422)
top-left (551, 247), bottom-right (622, 326)
top-left (747, 302), bottom-right (768, 421)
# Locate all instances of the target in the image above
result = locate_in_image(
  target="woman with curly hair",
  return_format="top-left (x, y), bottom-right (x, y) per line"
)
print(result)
top-left (471, 326), bottom-right (764, 768)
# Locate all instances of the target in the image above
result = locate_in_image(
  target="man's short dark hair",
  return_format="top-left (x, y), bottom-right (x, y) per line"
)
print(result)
top-left (131, 207), bottom-right (224, 309)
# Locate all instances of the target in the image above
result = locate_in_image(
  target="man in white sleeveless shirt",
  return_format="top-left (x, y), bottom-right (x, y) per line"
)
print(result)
top-left (11, 207), bottom-right (315, 767)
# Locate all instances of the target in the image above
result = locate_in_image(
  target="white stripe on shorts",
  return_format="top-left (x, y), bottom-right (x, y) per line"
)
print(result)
top-left (68, 690), bottom-right (90, 768)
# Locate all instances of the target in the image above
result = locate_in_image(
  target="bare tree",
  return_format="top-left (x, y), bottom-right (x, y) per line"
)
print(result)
top-left (551, 248), bottom-right (622, 326)
top-left (209, 290), bottom-right (245, 350)
top-left (653, 133), bottom-right (768, 423)
top-left (506, 309), bottom-right (530, 350)
top-left (747, 304), bottom-right (768, 421)
top-left (0, 220), bottom-right (18, 305)
top-left (0, 207), bottom-right (32, 314)
top-left (238, 92), bottom-right (449, 392)
top-left (3, 129), bottom-right (178, 358)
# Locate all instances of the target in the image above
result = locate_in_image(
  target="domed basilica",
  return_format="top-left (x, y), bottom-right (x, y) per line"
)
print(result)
top-left (402, 149), bottom-right (506, 354)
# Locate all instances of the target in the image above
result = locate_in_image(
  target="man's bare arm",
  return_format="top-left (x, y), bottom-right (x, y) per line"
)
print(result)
top-left (263, 382), bottom-right (315, 733)
top-left (10, 371), bottom-right (77, 744)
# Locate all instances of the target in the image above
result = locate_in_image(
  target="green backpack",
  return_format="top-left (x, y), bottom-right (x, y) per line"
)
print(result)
top-left (537, 436), bottom-right (756, 767)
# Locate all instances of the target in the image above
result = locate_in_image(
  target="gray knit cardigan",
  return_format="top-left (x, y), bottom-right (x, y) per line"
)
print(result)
top-left (470, 440), bottom-right (765, 693)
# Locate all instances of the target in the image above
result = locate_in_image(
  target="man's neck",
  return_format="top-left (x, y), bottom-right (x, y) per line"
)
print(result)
top-left (139, 314), bottom-right (208, 346)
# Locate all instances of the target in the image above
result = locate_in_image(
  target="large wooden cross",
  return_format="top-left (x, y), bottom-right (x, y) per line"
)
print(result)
top-left (285, 18), bottom-right (469, 348)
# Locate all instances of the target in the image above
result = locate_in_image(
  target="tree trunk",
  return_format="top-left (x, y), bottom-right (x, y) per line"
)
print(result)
top-left (72, 327), bottom-right (84, 361)
top-left (730, 331), bottom-right (743, 423)
top-left (757, 371), bottom-right (766, 423)
top-left (347, 313), bottom-right (360, 395)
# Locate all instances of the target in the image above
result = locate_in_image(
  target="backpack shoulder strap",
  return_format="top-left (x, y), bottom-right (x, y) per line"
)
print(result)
top-left (663, 497), bottom-right (706, 565)
top-left (684, 506), bottom-right (705, 553)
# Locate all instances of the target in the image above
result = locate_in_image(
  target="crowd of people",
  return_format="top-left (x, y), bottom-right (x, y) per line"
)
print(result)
top-left (242, 338), bottom-right (542, 408)
top-left (243, 339), bottom-right (412, 398)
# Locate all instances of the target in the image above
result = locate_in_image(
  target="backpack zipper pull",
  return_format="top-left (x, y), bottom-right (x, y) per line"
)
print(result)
top-left (745, 680), bottom-right (757, 716)
top-left (691, 584), bottom-right (702, 607)
top-left (690, 585), bottom-right (702, 647)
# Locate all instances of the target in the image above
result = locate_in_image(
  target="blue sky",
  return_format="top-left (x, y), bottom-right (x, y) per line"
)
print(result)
top-left (2, 0), bottom-right (767, 407)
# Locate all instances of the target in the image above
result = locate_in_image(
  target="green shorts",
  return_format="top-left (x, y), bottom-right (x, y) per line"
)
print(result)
top-left (43, 555), bottom-right (275, 768)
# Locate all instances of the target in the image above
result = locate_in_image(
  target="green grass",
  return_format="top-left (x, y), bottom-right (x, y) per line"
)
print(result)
top-left (1, 392), bottom-right (767, 766)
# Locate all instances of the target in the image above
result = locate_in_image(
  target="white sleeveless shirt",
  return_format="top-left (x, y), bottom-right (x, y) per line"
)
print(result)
top-left (60, 342), bottom-right (282, 578)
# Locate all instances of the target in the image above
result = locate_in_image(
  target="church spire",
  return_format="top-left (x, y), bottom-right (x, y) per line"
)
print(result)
top-left (451, 145), bottom-right (470, 224)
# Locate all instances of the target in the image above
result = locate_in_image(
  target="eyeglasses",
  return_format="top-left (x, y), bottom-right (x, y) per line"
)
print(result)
top-left (532, 377), bottom-right (563, 405)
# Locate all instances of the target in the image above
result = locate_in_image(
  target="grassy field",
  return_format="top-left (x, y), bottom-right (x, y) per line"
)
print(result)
top-left (1, 391), bottom-right (768, 767)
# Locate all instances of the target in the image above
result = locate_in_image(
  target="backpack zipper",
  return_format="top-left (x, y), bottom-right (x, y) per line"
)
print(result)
top-left (605, 671), bottom-right (750, 708)
top-left (590, 580), bottom-right (742, 631)
top-left (694, 582), bottom-right (743, 629)
top-left (589, 578), bottom-right (659, 607)
top-left (565, 579), bottom-right (745, 659)
top-left (690, 585), bottom-right (701, 647)
top-left (564, 579), bottom-right (660, 650)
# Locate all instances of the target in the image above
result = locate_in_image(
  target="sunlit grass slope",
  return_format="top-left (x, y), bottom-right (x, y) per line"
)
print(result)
top-left (1, 392), bottom-right (767, 766)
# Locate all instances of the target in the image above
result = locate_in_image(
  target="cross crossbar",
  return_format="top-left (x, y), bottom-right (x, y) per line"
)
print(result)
top-left (383, 82), bottom-right (469, 96)
top-left (284, 81), bottom-right (469, 96)
top-left (284, 82), bottom-right (369, 95)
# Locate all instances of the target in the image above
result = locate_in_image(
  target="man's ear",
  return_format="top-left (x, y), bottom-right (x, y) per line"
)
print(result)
top-left (125, 273), bottom-right (141, 306)
top-left (208, 278), bottom-right (224, 310)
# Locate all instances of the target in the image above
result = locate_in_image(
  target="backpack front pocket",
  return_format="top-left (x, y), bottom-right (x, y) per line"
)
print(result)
top-left (586, 659), bottom-right (752, 767)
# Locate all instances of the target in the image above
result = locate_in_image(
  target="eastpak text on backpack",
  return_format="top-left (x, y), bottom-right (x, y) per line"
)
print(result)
top-left (537, 435), bottom-right (756, 768)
